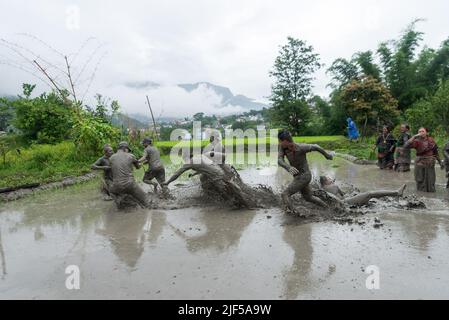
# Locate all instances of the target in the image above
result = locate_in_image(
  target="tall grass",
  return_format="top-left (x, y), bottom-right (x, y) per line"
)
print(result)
top-left (0, 141), bottom-right (94, 188)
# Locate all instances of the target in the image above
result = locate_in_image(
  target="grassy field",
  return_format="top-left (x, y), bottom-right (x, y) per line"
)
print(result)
top-left (156, 135), bottom-right (344, 147)
top-left (0, 141), bottom-right (94, 189)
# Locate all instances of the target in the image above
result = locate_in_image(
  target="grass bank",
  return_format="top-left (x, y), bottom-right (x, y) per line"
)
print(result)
top-left (0, 141), bottom-right (94, 189)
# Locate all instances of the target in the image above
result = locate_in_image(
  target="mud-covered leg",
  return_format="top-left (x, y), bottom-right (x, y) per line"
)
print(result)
top-left (282, 178), bottom-right (303, 215)
top-left (129, 183), bottom-right (152, 208)
top-left (302, 185), bottom-right (328, 208)
top-left (143, 170), bottom-right (158, 193)
top-left (344, 184), bottom-right (407, 206)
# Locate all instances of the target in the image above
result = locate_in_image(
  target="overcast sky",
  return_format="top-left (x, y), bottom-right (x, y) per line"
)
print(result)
top-left (1, 0), bottom-right (449, 117)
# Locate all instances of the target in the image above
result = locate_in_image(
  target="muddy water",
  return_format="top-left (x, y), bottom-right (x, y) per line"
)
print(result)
top-left (1, 155), bottom-right (449, 299)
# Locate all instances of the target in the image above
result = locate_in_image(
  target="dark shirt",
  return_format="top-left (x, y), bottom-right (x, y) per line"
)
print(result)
top-left (376, 133), bottom-right (396, 153)
top-left (396, 132), bottom-right (411, 148)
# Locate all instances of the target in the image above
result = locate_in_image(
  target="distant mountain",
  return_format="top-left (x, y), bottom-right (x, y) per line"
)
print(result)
top-left (112, 113), bottom-right (149, 129)
top-left (178, 82), bottom-right (267, 111)
top-left (124, 81), bottom-right (160, 90)
top-left (129, 113), bottom-right (182, 124)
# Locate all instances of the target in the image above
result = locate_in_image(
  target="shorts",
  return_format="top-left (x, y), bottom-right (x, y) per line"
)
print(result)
top-left (143, 167), bottom-right (166, 184)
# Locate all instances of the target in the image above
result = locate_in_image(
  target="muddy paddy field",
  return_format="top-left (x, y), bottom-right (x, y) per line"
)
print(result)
top-left (1, 155), bottom-right (449, 299)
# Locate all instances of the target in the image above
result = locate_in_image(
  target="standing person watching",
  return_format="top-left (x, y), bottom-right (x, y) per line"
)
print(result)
top-left (395, 124), bottom-right (412, 172)
top-left (404, 127), bottom-right (444, 193)
top-left (375, 126), bottom-right (396, 170)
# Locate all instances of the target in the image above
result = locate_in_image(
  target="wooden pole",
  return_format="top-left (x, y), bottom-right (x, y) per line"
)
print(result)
top-left (146, 95), bottom-right (158, 140)
top-left (64, 56), bottom-right (77, 103)
top-left (33, 60), bottom-right (64, 97)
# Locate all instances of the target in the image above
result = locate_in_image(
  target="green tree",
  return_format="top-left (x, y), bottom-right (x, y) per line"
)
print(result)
top-left (269, 36), bottom-right (322, 102)
top-left (327, 51), bottom-right (381, 89)
top-left (269, 99), bottom-right (312, 136)
top-left (193, 112), bottom-right (205, 122)
top-left (0, 97), bottom-right (15, 132)
top-left (12, 84), bottom-right (74, 144)
top-left (406, 79), bottom-right (449, 134)
top-left (340, 76), bottom-right (400, 136)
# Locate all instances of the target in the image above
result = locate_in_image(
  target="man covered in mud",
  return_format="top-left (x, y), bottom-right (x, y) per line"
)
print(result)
top-left (162, 152), bottom-right (254, 208)
top-left (138, 137), bottom-right (169, 196)
top-left (319, 176), bottom-right (407, 207)
top-left (444, 141), bottom-right (449, 189)
top-left (202, 133), bottom-right (242, 184)
top-left (277, 130), bottom-right (333, 214)
top-left (109, 141), bottom-right (152, 208)
top-left (91, 144), bottom-right (114, 200)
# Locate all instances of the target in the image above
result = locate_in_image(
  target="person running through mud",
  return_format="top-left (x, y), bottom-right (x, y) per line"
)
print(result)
top-left (109, 141), bottom-right (152, 208)
top-left (202, 133), bottom-right (242, 183)
top-left (319, 176), bottom-right (407, 207)
top-left (162, 153), bottom-right (253, 208)
top-left (91, 144), bottom-right (114, 201)
top-left (444, 140), bottom-right (449, 189)
top-left (277, 130), bottom-right (333, 214)
top-left (138, 137), bottom-right (169, 196)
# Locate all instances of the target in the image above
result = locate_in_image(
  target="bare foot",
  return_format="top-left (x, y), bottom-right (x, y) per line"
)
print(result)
top-left (398, 184), bottom-right (407, 197)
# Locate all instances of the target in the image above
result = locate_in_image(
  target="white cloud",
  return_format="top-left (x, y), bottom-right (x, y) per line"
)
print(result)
top-left (1, 0), bottom-right (449, 116)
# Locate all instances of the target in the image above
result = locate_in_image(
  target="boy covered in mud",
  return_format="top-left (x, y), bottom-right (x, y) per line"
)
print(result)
top-left (319, 176), bottom-right (407, 207)
top-left (109, 141), bottom-right (152, 208)
top-left (138, 137), bottom-right (169, 196)
top-left (91, 144), bottom-right (114, 200)
top-left (162, 152), bottom-right (254, 208)
top-left (444, 141), bottom-right (449, 188)
top-left (277, 130), bottom-right (333, 214)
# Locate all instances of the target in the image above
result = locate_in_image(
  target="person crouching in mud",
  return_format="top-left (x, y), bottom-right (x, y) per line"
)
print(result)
top-left (91, 144), bottom-right (114, 201)
top-left (138, 137), bottom-right (169, 197)
top-left (277, 130), bottom-right (333, 214)
top-left (162, 152), bottom-right (253, 208)
top-left (109, 141), bottom-right (152, 208)
top-left (319, 176), bottom-right (407, 207)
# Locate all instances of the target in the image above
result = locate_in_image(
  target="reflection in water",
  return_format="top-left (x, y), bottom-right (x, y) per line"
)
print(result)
top-left (171, 209), bottom-right (256, 254)
top-left (97, 210), bottom-right (150, 268)
top-left (147, 212), bottom-right (167, 247)
top-left (96, 210), bottom-right (167, 268)
top-left (281, 221), bottom-right (313, 300)
top-left (0, 230), bottom-right (6, 279)
top-left (396, 213), bottom-right (441, 252)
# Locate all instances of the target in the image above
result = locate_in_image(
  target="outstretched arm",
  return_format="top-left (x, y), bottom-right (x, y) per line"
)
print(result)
top-left (91, 164), bottom-right (110, 170)
top-left (91, 158), bottom-right (110, 171)
top-left (309, 144), bottom-right (333, 160)
top-left (404, 135), bottom-right (418, 149)
top-left (164, 165), bottom-right (192, 185)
